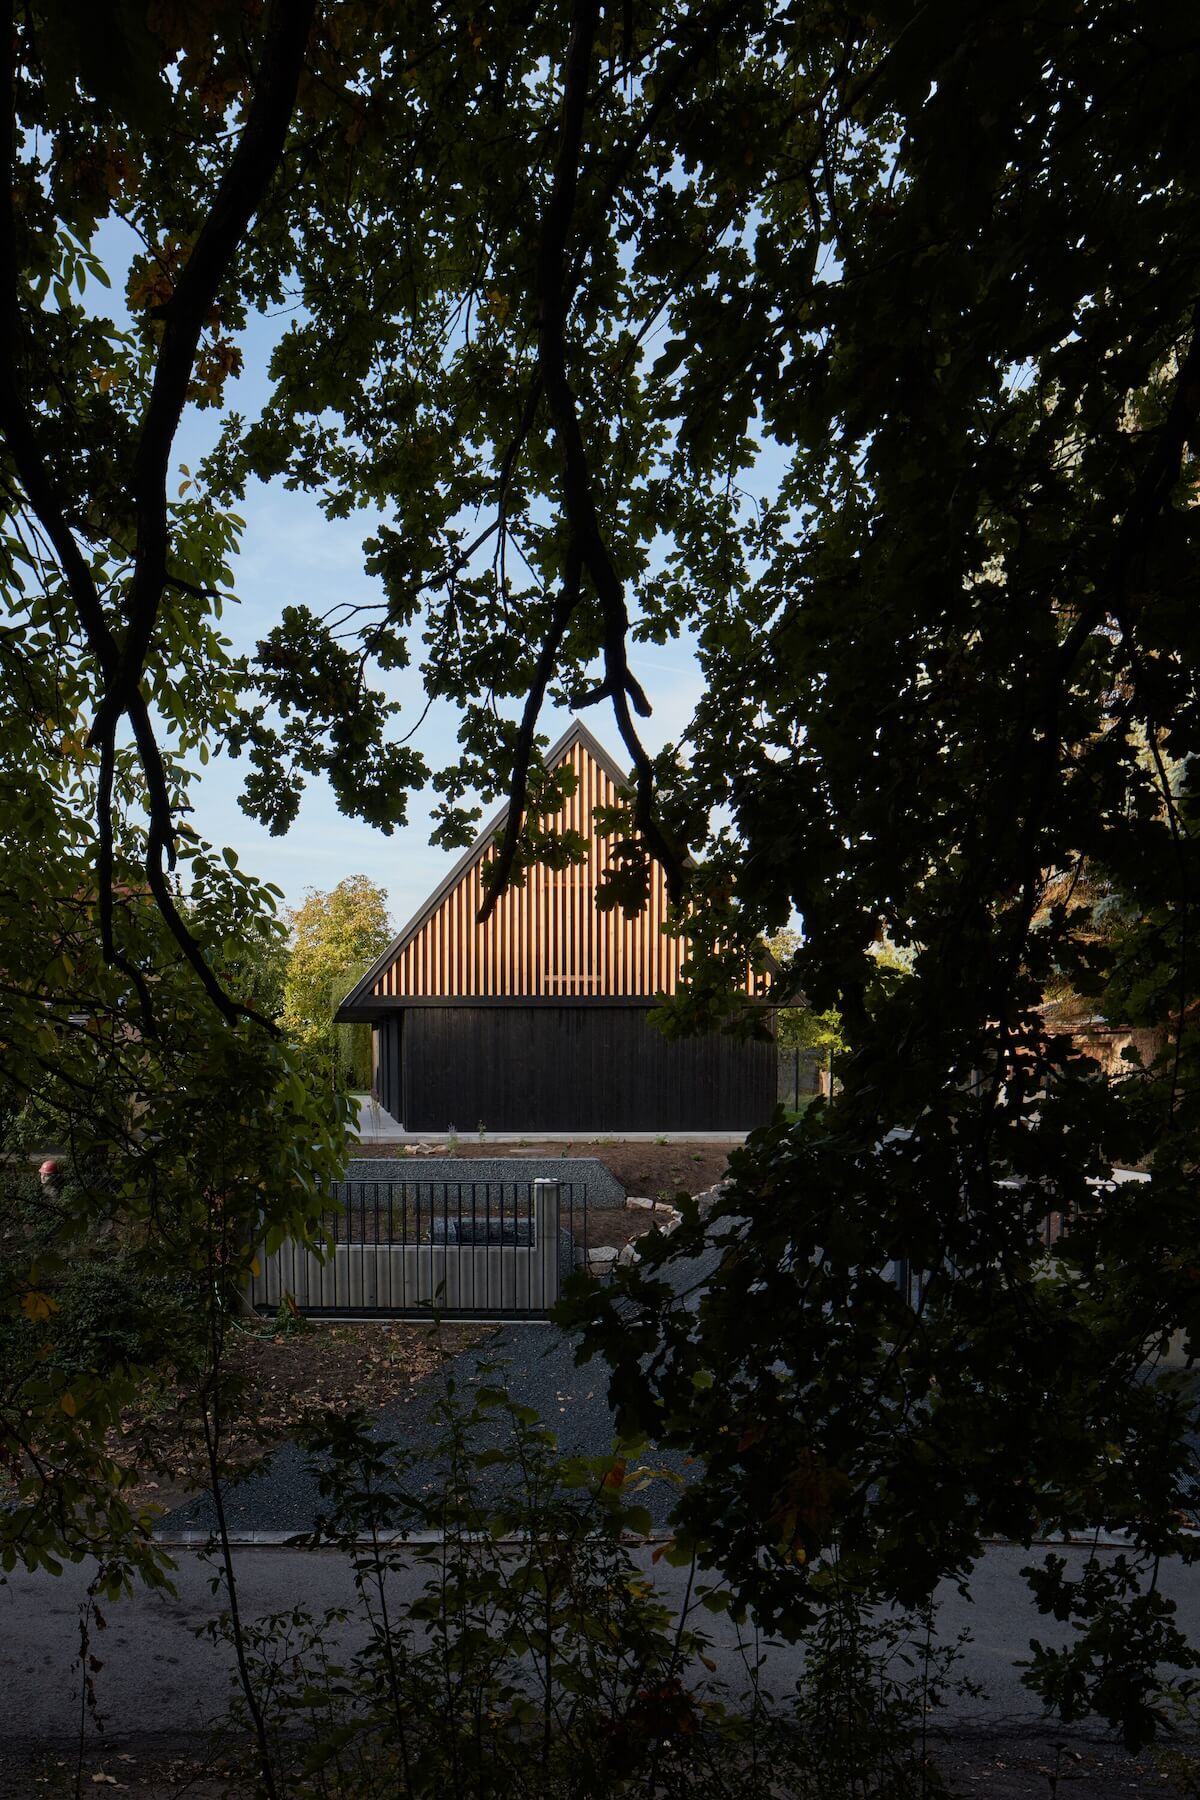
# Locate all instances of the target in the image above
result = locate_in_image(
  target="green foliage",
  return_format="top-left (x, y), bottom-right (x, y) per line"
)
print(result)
top-left (776, 1006), bottom-right (845, 1058)
top-left (282, 877), bottom-right (392, 1063)
top-left (0, 2), bottom-right (357, 1585)
top-left (38, 1258), bottom-right (203, 1381)
top-left (5, 0), bottom-right (1200, 1753)
top-left (213, 1376), bottom-right (968, 1798)
top-left (332, 960), bottom-right (375, 1091)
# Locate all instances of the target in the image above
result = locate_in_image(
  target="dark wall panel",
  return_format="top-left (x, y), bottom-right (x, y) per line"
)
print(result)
top-left (374, 1016), bottom-right (402, 1121)
top-left (376, 1006), bottom-right (776, 1133)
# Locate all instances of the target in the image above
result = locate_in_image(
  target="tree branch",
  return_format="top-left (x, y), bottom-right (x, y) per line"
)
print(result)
top-left (99, 0), bottom-right (318, 731)
top-left (477, 548), bottom-right (583, 923)
top-left (532, 0), bottom-right (685, 902)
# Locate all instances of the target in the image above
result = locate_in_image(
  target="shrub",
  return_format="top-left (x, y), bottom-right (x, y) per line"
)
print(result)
top-left (211, 1371), bottom-right (970, 1798)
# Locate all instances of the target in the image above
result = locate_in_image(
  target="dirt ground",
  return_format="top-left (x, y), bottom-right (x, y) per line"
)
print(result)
top-left (103, 1162), bottom-right (704, 1522)
top-left (575, 1205), bottom-right (678, 1251)
top-left (2, 1731), bottom-right (1184, 1797)
top-left (108, 1320), bottom-right (482, 1517)
top-left (365, 1136), bottom-right (734, 1199)
top-left (104, 1185), bottom-right (681, 1518)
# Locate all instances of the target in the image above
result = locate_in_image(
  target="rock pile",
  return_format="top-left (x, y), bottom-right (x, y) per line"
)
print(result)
top-left (585, 1180), bottom-right (731, 1276)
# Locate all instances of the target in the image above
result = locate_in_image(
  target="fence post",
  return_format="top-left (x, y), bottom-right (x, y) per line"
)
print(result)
top-left (533, 1179), bottom-right (561, 1311)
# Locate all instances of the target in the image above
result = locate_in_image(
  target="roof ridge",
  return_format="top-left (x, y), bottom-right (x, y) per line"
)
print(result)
top-left (335, 717), bottom-right (630, 1015)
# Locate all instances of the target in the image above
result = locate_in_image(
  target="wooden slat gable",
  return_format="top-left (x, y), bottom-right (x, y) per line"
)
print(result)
top-left (345, 721), bottom-right (690, 1007)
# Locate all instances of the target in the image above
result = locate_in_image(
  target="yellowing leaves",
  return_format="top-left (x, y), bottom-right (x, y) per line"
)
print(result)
top-left (60, 1392), bottom-right (78, 1417)
top-left (21, 1290), bottom-right (58, 1322)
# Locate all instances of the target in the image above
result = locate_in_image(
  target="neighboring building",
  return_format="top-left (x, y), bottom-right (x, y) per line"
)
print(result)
top-left (336, 720), bottom-right (776, 1132)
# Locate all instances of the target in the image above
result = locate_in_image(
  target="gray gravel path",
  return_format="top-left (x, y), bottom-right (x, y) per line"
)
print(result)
top-left (159, 1231), bottom-right (725, 1540)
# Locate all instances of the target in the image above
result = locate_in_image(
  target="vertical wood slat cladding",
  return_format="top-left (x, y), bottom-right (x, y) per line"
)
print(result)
top-left (381, 1007), bottom-right (777, 1134)
top-left (371, 738), bottom-right (697, 1002)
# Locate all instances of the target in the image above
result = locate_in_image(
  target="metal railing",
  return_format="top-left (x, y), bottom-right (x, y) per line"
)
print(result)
top-left (248, 1177), bottom-right (587, 1320)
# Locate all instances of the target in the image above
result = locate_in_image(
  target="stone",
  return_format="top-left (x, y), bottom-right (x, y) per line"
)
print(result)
top-left (691, 1183), bottom-right (728, 1217)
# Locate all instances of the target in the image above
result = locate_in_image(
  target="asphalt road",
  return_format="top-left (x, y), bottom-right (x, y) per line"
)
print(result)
top-left (12, 1216), bottom-right (1198, 1793)
top-left (1, 1543), bottom-right (1195, 1773)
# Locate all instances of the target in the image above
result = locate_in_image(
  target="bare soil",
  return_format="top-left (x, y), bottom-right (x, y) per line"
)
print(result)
top-left (102, 1159), bottom-right (704, 1521)
top-left (1, 1731), bottom-right (1182, 1797)
top-left (574, 1204), bottom-right (678, 1252)
top-left (108, 1320), bottom-right (483, 1518)
top-left (366, 1136), bottom-right (734, 1200)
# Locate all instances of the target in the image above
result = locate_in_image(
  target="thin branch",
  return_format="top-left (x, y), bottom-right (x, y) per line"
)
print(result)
top-left (102, 0), bottom-right (318, 729)
top-left (531, 0), bottom-right (685, 901)
top-left (125, 692), bottom-right (276, 1028)
top-left (478, 547), bottom-right (583, 923)
top-left (0, 7), bottom-right (311, 1026)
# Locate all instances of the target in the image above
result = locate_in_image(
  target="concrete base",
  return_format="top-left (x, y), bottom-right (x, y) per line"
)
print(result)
top-left (349, 1096), bottom-right (747, 1147)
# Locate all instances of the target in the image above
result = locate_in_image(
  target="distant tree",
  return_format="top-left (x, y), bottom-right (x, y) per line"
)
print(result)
top-left (283, 877), bottom-right (392, 1067)
top-left (5, 0), bottom-right (1200, 1765)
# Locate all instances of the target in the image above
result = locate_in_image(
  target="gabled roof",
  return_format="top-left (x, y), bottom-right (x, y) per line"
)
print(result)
top-left (336, 718), bottom-right (637, 1017)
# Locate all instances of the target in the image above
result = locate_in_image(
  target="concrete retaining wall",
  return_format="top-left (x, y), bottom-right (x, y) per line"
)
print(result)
top-left (344, 1155), bottom-right (625, 1209)
top-left (255, 1180), bottom-right (563, 1316)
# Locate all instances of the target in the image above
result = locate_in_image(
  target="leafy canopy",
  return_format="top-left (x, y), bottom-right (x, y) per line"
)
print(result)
top-left (4, 0), bottom-right (1200, 1746)
top-left (283, 875), bottom-right (392, 1053)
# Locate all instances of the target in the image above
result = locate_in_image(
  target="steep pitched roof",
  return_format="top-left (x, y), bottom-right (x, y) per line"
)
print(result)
top-left (337, 718), bottom-right (680, 1016)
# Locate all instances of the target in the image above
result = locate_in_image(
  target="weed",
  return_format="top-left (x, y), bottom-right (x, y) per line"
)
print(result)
top-left (213, 1378), bottom-right (970, 1799)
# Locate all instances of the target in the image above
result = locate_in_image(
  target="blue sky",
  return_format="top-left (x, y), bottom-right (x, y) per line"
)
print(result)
top-left (98, 242), bottom-right (712, 932)
top-left (172, 371), bottom-right (708, 932)
top-left (190, 465), bottom-right (708, 928)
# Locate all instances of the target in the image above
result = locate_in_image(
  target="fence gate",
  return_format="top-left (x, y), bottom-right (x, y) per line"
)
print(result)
top-left (248, 1177), bottom-right (586, 1320)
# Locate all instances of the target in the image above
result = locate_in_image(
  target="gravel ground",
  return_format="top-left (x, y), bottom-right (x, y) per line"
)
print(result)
top-left (159, 1229), bottom-right (724, 1539)
top-left (0, 1725), bottom-right (1183, 1797)
top-left (158, 1316), bottom-right (690, 1536)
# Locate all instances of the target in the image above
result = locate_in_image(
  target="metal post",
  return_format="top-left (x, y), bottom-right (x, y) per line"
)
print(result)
top-left (533, 1179), bottom-right (560, 1311)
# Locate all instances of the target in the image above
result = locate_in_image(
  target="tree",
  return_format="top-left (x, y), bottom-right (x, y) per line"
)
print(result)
top-left (282, 876), bottom-right (392, 1071)
top-left (0, 1), bottom-right (356, 1620)
top-left (4, 0), bottom-right (1200, 1754)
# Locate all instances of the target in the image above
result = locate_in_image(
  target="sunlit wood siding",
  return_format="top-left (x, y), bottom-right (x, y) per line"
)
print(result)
top-left (371, 732), bottom-right (688, 1002)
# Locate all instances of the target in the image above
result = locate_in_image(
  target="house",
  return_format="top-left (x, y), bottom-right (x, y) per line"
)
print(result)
top-left (335, 720), bottom-right (776, 1132)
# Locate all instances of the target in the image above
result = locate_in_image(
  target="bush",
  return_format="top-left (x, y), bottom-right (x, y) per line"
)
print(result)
top-left (212, 1370), bottom-right (971, 1798)
top-left (51, 1260), bottom-right (203, 1378)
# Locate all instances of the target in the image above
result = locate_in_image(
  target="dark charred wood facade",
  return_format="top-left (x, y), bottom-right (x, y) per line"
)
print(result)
top-left (337, 721), bottom-right (776, 1132)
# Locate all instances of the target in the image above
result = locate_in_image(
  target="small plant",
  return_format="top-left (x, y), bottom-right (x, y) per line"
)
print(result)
top-left (209, 1376), bottom-right (970, 1799)
top-left (446, 1122), bottom-right (458, 1150)
top-left (655, 1134), bottom-right (669, 1146)
top-left (271, 1294), bottom-right (309, 1336)
top-left (477, 1120), bottom-right (486, 1142)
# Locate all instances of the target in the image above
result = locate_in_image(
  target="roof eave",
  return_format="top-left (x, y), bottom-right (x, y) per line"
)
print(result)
top-left (334, 718), bottom-right (635, 1014)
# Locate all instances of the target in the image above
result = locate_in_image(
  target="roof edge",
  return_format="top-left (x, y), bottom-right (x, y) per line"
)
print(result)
top-left (334, 718), bottom-right (632, 1019)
